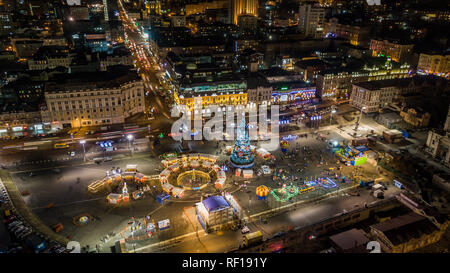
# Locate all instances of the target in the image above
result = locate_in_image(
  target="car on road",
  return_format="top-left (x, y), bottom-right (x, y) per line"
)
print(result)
top-left (15, 227), bottom-right (31, 237)
top-left (273, 232), bottom-right (285, 238)
top-left (7, 221), bottom-right (22, 229)
top-left (18, 229), bottom-right (33, 239)
top-left (11, 225), bottom-right (25, 233)
top-left (241, 226), bottom-right (250, 234)
top-left (377, 182), bottom-right (388, 190)
top-left (55, 247), bottom-right (66, 253)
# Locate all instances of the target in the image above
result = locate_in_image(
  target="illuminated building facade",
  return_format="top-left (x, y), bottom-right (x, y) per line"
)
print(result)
top-left (103, 0), bottom-right (109, 21)
top-left (400, 108), bottom-right (431, 128)
top-left (43, 71), bottom-right (145, 128)
top-left (323, 18), bottom-right (370, 47)
top-left (174, 81), bottom-right (248, 110)
top-left (316, 65), bottom-right (411, 99)
top-left (145, 0), bottom-right (161, 15)
top-left (370, 39), bottom-right (414, 63)
top-left (228, 0), bottom-right (258, 25)
top-left (350, 81), bottom-right (399, 114)
top-left (196, 196), bottom-right (234, 229)
top-left (349, 76), bottom-right (445, 114)
top-left (417, 53), bottom-right (449, 78)
top-left (271, 84), bottom-right (316, 105)
top-left (185, 0), bottom-right (227, 16)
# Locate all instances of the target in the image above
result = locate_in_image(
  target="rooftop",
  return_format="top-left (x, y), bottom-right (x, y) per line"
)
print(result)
top-left (354, 76), bottom-right (448, 91)
top-left (45, 66), bottom-right (140, 93)
top-left (370, 212), bottom-right (438, 246)
top-left (329, 228), bottom-right (370, 251)
top-left (202, 196), bottom-right (230, 213)
top-left (32, 46), bottom-right (70, 60)
top-left (295, 59), bottom-right (327, 69)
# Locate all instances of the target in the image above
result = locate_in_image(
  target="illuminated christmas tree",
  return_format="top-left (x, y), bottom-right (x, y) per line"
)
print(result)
top-left (230, 115), bottom-right (254, 168)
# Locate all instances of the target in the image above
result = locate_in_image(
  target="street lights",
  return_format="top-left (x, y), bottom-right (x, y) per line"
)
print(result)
top-left (80, 140), bottom-right (86, 162)
top-left (360, 106), bottom-right (366, 121)
top-left (330, 107), bottom-right (337, 126)
top-left (127, 134), bottom-right (134, 157)
top-left (354, 106), bottom-right (366, 132)
top-left (312, 114), bottom-right (322, 129)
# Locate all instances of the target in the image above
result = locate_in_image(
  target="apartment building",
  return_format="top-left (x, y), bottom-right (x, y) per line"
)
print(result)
top-left (370, 39), bottom-right (414, 63)
top-left (417, 53), bottom-right (449, 78)
top-left (323, 18), bottom-right (370, 46)
top-left (43, 70), bottom-right (145, 128)
top-left (99, 48), bottom-right (133, 71)
top-left (350, 80), bottom-right (400, 113)
top-left (317, 65), bottom-right (410, 99)
top-left (298, 3), bottom-right (325, 39)
top-left (27, 46), bottom-right (73, 70)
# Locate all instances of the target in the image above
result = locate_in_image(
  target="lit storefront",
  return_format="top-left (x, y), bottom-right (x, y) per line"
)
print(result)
top-left (174, 81), bottom-right (248, 109)
top-left (271, 84), bottom-right (317, 105)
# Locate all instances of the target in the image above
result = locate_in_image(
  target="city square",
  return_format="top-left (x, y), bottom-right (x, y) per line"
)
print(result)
top-left (0, 0), bottom-right (449, 261)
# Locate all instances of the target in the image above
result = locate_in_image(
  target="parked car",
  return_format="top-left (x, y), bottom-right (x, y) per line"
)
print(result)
top-left (6, 221), bottom-right (21, 229)
top-left (3, 215), bottom-right (17, 224)
top-left (377, 182), bottom-right (388, 190)
top-left (16, 227), bottom-right (31, 236)
top-left (241, 226), bottom-right (250, 234)
top-left (18, 230), bottom-right (33, 239)
top-left (15, 229), bottom-right (30, 238)
top-left (55, 247), bottom-right (66, 253)
top-left (8, 222), bottom-right (23, 231)
top-left (11, 226), bottom-right (25, 234)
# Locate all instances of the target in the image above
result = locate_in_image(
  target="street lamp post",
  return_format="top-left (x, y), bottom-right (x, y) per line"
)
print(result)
top-left (317, 114), bottom-right (322, 129)
top-left (127, 134), bottom-right (134, 157)
top-left (330, 108), bottom-right (337, 126)
top-left (80, 140), bottom-right (86, 162)
top-left (360, 106), bottom-right (366, 122)
top-left (354, 106), bottom-right (366, 132)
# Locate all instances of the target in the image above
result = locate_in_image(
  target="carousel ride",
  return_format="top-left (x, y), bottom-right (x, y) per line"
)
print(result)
top-left (160, 153), bottom-right (226, 196)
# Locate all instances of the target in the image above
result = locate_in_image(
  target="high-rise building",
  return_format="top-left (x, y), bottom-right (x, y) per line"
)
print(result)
top-left (298, 2), bottom-right (325, 39)
top-left (228, 0), bottom-right (258, 25)
top-left (103, 0), bottom-right (109, 21)
top-left (103, 0), bottom-right (119, 21)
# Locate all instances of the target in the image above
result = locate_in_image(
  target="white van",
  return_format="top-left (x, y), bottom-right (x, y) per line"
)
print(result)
top-left (372, 184), bottom-right (384, 191)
